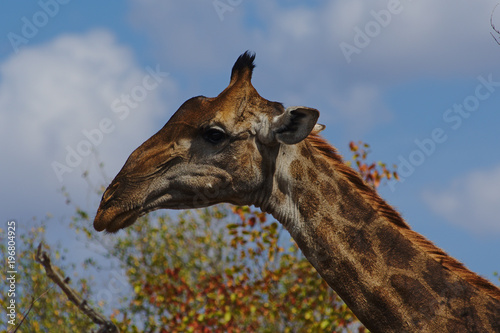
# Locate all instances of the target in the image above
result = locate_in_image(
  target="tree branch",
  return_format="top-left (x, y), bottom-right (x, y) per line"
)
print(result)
top-left (35, 243), bottom-right (119, 333)
top-left (491, 3), bottom-right (500, 45)
top-left (12, 287), bottom-right (53, 333)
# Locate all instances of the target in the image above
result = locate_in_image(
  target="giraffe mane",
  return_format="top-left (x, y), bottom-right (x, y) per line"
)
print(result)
top-left (306, 133), bottom-right (500, 301)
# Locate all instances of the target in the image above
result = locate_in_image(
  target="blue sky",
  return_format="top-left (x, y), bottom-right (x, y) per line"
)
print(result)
top-left (1, 0), bottom-right (499, 285)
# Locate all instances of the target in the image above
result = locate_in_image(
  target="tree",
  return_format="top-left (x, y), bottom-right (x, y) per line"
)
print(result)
top-left (0, 225), bottom-right (96, 332)
top-left (2, 141), bottom-right (396, 332)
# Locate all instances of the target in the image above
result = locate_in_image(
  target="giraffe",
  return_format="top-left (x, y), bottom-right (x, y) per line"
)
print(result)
top-left (94, 52), bottom-right (500, 332)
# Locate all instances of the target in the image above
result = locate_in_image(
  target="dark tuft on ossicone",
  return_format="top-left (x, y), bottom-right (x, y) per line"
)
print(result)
top-left (231, 51), bottom-right (256, 81)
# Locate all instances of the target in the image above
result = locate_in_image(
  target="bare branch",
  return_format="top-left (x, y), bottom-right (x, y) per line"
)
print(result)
top-left (35, 243), bottom-right (119, 333)
top-left (491, 3), bottom-right (500, 45)
top-left (11, 287), bottom-right (54, 333)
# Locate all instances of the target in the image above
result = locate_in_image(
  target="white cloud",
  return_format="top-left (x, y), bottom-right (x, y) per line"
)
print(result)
top-left (423, 166), bottom-right (500, 235)
top-left (0, 30), bottom-right (177, 221)
top-left (326, 0), bottom-right (500, 76)
top-left (327, 84), bottom-right (392, 136)
top-left (128, 1), bottom-right (249, 75)
top-left (127, 0), bottom-right (500, 136)
top-left (275, 8), bottom-right (318, 41)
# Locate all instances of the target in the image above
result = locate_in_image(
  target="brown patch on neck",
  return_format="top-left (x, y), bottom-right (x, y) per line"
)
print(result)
top-left (305, 133), bottom-right (500, 301)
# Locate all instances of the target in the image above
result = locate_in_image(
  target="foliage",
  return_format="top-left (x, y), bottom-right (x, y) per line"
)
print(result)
top-left (4, 141), bottom-right (397, 332)
top-left (348, 141), bottom-right (398, 189)
top-left (97, 206), bottom-right (360, 332)
top-left (0, 225), bottom-right (95, 332)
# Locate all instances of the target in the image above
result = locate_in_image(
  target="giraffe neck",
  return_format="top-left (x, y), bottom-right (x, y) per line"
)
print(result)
top-left (258, 136), bottom-right (500, 333)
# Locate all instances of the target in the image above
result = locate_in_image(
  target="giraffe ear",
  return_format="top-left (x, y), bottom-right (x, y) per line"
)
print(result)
top-left (272, 106), bottom-right (320, 144)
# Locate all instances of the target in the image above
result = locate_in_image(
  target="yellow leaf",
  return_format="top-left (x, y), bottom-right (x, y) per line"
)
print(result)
top-left (320, 320), bottom-right (330, 329)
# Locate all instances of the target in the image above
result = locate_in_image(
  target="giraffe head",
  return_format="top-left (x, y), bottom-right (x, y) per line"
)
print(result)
top-left (94, 52), bottom-right (322, 232)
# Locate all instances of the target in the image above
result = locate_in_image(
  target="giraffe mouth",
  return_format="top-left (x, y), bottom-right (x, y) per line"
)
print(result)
top-left (94, 203), bottom-right (143, 233)
top-left (93, 164), bottom-right (236, 232)
top-left (94, 186), bottom-right (174, 233)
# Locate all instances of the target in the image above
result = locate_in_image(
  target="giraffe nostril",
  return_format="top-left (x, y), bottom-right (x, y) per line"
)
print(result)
top-left (102, 182), bottom-right (120, 204)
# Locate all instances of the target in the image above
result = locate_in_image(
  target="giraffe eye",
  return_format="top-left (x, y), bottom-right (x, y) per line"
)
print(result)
top-left (202, 127), bottom-right (227, 144)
